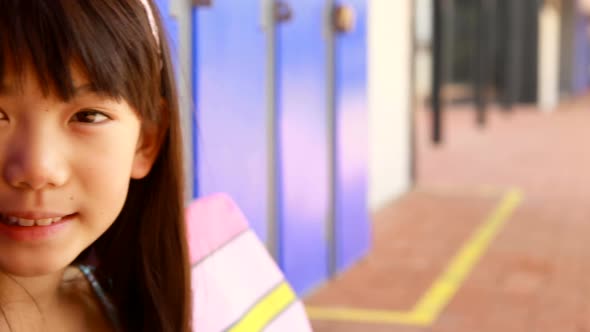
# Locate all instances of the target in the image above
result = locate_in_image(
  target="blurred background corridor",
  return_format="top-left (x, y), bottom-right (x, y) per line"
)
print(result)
top-left (308, 100), bottom-right (590, 332)
top-left (157, 0), bottom-right (590, 330)
top-left (307, 1), bottom-right (590, 331)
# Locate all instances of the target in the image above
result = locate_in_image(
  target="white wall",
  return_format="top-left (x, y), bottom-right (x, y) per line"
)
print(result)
top-left (368, 0), bottom-right (413, 211)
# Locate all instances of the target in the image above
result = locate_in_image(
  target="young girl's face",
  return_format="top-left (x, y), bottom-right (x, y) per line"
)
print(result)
top-left (0, 65), bottom-right (156, 277)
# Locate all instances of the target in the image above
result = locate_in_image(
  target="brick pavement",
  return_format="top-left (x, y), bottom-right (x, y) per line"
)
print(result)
top-left (305, 96), bottom-right (590, 332)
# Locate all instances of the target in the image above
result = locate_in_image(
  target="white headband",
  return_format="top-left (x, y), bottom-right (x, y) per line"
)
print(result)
top-left (139, 0), bottom-right (160, 49)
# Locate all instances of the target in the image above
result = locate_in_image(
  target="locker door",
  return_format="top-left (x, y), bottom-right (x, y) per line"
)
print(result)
top-left (193, 2), bottom-right (269, 243)
top-left (154, 0), bottom-right (169, 19)
top-left (333, 0), bottom-right (370, 273)
top-left (277, 0), bottom-right (329, 295)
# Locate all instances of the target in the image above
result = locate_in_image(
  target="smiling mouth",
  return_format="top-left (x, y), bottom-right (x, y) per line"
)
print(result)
top-left (0, 214), bottom-right (72, 227)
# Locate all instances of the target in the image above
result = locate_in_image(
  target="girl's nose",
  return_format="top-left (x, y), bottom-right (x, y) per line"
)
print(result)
top-left (2, 128), bottom-right (69, 191)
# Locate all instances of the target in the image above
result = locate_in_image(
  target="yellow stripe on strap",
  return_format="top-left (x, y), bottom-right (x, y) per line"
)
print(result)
top-left (228, 282), bottom-right (297, 332)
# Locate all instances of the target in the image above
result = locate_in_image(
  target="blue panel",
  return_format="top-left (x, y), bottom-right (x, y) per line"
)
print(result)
top-left (334, 0), bottom-right (370, 272)
top-left (573, 10), bottom-right (590, 93)
top-left (154, 0), bottom-right (169, 20)
top-left (192, 2), bottom-right (269, 243)
top-left (278, 0), bottom-right (329, 295)
top-left (165, 18), bottom-right (180, 78)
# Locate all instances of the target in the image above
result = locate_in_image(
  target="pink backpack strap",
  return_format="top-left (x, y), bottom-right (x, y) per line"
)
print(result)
top-left (186, 193), bottom-right (249, 265)
top-left (186, 194), bottom-right (312, 332)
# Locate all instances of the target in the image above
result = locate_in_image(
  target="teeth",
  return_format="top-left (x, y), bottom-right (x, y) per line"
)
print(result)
top-left (35, 218), bottom-right (53, 226)
top-left (0, 214), bottom-right (65, 227)
top-left (17, 218), bottom-right (35, 227)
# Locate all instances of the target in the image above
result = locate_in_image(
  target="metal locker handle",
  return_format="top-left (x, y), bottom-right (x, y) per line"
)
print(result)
top-left (193, 0), bottom-right (212, 7)
top-left (275, 1), bottom-right (293, 23)
top-left (332, 4), bottom-right (356, 33)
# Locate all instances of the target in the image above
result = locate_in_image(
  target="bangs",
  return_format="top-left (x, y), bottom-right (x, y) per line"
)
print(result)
top-left (0, 0), bottom-right (162, 117)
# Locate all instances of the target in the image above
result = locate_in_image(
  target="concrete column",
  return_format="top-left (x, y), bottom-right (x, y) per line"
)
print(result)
top-left (537, 0), bottom-right (562, 111)
top-left (368, 0), bottom-right (413, 210)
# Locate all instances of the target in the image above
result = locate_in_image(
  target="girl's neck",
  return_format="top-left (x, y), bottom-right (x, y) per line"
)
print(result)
top-left (0, 268), bottom-right (68, 311)
top-left (0, 266), bottom-right (110, 332)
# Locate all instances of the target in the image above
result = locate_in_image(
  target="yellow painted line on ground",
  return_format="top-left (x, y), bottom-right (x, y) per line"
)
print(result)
top-left (306, 307), bottom-right (425, 325)
top-left (228, 281), bottom-right (296, 332)
top-left (410, 188), bottom-right (523, 324)
top-left (307, 188), bottom-right (524, 327)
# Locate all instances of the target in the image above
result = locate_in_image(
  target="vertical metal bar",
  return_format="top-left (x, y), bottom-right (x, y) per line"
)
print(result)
top-left (263, 0), bottom-right (280, 259)
top-left (521, 0), bottom-right (540, 103)
top-left (558, 0), bottom-right (574, 97)
top-left (499, 0), bottom-right (512, 110)
top-left (474, 0), bottom-right (487, 126)
top-left (443, 0), bottom-right (455, 84)
top-left (502, 0), bottom-right (513, 110)
top-left (432, 0), bottom-right (443, 144)
top-left (191, 5), bottom-right (201, 198)
top-left (508, 0), bottom-right (523, 108)
top-left (324, 0), bottom-right (337, 277)
top-left (172, 0), bottom-right (195, 202)
top-left (488, 0), bottom-right (497, 104)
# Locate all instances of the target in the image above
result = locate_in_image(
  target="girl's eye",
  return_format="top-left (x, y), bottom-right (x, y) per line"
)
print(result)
top-left (0, 110), bottom-right (7, 121)
top-left (71, 110), bottom-right (110, 124)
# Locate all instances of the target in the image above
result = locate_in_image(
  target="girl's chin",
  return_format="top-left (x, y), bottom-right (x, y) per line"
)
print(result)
top-left (0, 250), bottom-right (82, 278)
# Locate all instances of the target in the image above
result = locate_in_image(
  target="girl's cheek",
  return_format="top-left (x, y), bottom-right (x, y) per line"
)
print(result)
top-left (70, 128), bottom-right (140, 179)
top-left (69, 137), bottom-right (137, 222)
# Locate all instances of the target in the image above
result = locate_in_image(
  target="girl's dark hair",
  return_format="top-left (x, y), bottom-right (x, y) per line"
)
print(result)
top-left (0, 1), bottom-right (191, 331)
